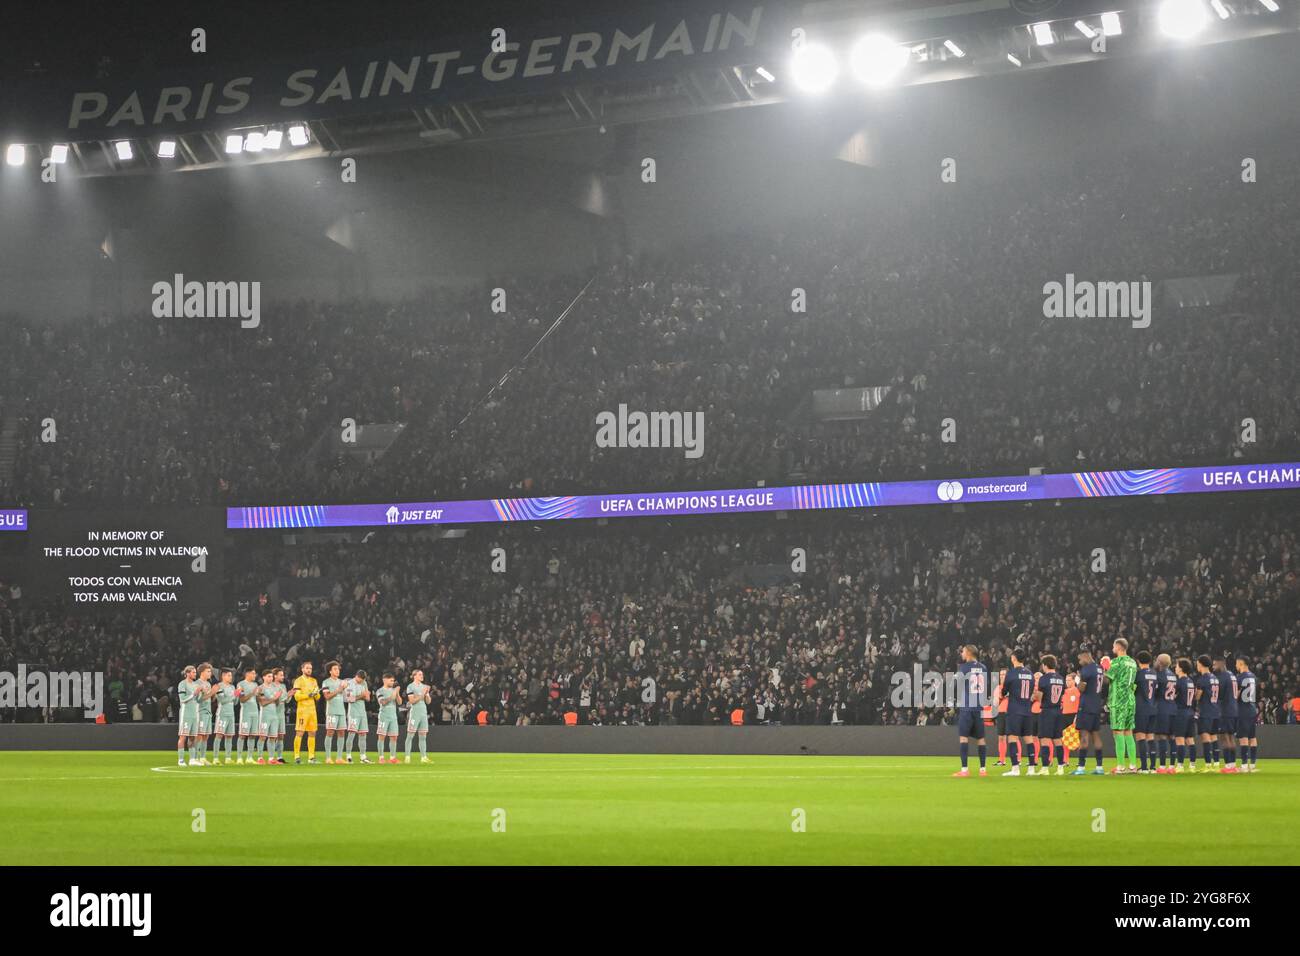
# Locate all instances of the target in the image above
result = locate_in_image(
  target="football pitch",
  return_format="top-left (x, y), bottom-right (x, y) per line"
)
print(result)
top-left (2, 752), bottom-right (1296, 865)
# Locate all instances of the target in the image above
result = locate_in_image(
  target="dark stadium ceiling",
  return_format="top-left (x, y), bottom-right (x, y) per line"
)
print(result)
top-left (1, 0), bottom-right (1296, 178)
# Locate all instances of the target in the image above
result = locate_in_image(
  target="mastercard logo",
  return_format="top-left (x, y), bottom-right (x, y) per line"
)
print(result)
top-left (937, 480), bottom-right (964, 502)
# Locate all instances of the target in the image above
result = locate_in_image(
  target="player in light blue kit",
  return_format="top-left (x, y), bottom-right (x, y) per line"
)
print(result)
top-left (321, 661), bottom-right (348, 764)
top-left (235, 666), bottom-right (260, 764)
top-left (194, 663), bottom-right (216, 765)
top-left (404, 668), bottom-right (432, 764)
top-left (256, 669), bottom-right (283, 764)
top-left (273, 667), bottom-right (290, 764)
top-left (212, 669), bottom-right (239, 764)
top-left (177, 665), bottom-right (200, 766)
top-left (344, 671), bottom-right (372, 764)
top-left (375, 674), bottom-right (401, 764)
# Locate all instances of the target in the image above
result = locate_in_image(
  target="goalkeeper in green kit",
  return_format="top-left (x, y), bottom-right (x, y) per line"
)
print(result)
top-left (1105, 637), bottom-right (1139, 774)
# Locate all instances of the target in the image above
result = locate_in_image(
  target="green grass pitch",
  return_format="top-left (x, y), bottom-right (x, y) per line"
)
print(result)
top-left (1, 752), bottom-right (1296, 865)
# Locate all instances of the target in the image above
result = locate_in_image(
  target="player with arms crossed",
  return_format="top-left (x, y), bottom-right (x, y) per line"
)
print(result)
top-left (405, 668), bottom-right (432, 764)
top-left (1034, 655), bottom-right (1067, 775)
top-left (320, 661), bottom-right (347, 764)
top-left (235, 666), bottom-right (260, 764)
top-left (1105, 638), bottom-right (1138, 773)
top-left (177, 665), bottom-right (200, 766)
top-left (1235, 657), bottom-right (1259, 773)
top-left (953, 645), bottom-right (989, 777)
top-left (375, 674), bottom-right (402, 764)
top-left (292, 661), bottom-right (321, 764)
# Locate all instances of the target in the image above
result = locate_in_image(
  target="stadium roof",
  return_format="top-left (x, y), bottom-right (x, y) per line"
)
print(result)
top-left (1, 0), bottom-right (1295, 178)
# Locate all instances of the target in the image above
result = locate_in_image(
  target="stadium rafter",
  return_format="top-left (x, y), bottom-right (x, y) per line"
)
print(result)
top-left (3, 0), bottom-right (1295, 178)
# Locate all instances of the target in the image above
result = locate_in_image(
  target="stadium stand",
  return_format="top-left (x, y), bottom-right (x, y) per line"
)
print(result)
top-left (3, 501), bottom-right (1295, 727)
top-left (1, 145), bottom-right (1297, 508)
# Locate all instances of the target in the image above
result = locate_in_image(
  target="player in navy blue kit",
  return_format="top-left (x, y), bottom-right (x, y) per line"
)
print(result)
top-left (953, 645), bottom-right (990, 777)
top-left (1234, 657), bottom-right (1259, 773)
top-left (1071, 650), bottom-right (1106, 775)
top-left (1214, 656), bottom-right (1240, 773)
top-left (1194, 655), bottom-right (1221, 774)
top-left (1153, 653), bottom-right (1178, 774)
top-left (1033, 654), bottom-right (1067, 776)
top-left (1000, 651), bottom-right (1036, 776)
top-left (1174, 658), bottom-right (1198, 773)
top-left (1134, 650), bottom-right (1159, 774)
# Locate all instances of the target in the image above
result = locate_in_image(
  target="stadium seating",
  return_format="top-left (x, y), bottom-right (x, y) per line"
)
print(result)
top-left (2, 502), bottom-right (1295, 727)
top-left (1, 146), bottom-right (1297, 507)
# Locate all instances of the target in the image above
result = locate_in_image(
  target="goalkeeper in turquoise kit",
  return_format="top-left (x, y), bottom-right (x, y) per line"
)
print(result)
top-left (1105, 637), bottom-right (1139, 774)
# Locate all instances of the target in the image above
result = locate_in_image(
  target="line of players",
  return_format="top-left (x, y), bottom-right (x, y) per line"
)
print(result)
top-left (174, 660), bottom-right (434, 766)
top-left (954, 641), bottom-right (1260, 776)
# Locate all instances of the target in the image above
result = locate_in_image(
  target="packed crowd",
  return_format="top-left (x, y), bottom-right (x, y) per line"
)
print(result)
top-left (2, 144), bottom-right (1297, 509)
top-left (2, 501), bottom-right (1297, 727)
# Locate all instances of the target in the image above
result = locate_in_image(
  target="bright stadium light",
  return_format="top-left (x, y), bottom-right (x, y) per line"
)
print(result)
top-left (789, 43), bottom-right (839, 93)
top-left (156, 140), bottom-right (177, 158)
top-left (1210, 0), bottom-right (1230, 18)
top-left (264, 129), bottom-right (284, 149)
top-left (849, 34), bottom-right (910, 87)
top-left (1158, 0), bottom-right (1209, 39)
top-left (50, 144), bottom-right (69, 164)
top-left (943, 39), bottom-right (966, 58)
top-left (1032, 22), bottom-right (1055, 45)
top-left (1101, 11), bottom-right (1123, 35)
top-left (755, 66), bottom-right (775, 82)
top-left (114, 141), bottom-right (133, 161)
top-left (1258, 0), bottom-right (1279, 11)
top-left (1075, 20), bottom-right (1098, 38)
top-left (287, 124), bottom-right (310, 146)
top-left (244, 131), bottom-right (265, 152)
top-left (5, 144), bottom-right (25, 166)
top-left (224, 134), bottom-right (244, 154)
top-left (1007, 53), bottom-right (1023, 66)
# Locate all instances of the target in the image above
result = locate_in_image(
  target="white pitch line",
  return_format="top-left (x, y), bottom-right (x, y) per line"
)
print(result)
top-left (0, 765), bottom-right (1191, 784)
top-left (0, 763), bottom-right (938, 784)
top-left (0, 762), bottom-right (1197, 784)
top-left (141, 766), bottom-right (1092, 782)
top-left (141, 763), bottom-right (924, 776)
top-left (0, 774), bottom-right (148, 783)
top-left (144, 771), bottom-right (447, 780)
